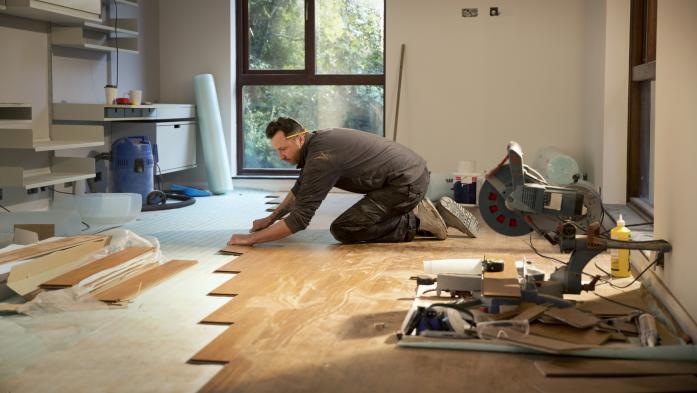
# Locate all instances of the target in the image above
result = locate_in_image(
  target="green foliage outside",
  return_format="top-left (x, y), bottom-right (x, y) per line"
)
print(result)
top-left (244, 0), bottom-right (384, 169)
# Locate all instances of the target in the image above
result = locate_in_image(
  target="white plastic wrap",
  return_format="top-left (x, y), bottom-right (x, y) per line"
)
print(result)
top-left (15, 229), bottom-right (163, 316)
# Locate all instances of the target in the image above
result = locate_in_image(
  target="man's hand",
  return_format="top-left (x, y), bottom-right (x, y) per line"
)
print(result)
top-left (250, 216), bottom-right (274, 233)
top-left (227, 233), bottom-right (256, 246)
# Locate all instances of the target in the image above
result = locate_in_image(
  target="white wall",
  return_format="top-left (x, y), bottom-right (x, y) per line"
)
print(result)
top-left (157, 0), bottom-right (235, 187)
top-left (52, 1), bottom-right (160, 104)
top-left (654, 0), bottom-right (697, 321)
top-left (385, 0), bottom-right (594, 177)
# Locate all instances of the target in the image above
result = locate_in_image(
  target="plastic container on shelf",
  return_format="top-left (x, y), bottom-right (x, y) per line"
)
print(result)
top-left (52, 193), bottom-right (142, 225)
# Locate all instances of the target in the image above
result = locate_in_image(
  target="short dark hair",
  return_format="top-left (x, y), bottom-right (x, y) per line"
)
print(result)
top-left (265, 117), bottom-right (304, 139)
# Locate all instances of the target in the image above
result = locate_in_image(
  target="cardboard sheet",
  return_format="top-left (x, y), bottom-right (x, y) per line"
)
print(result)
top-left (544, 306), bottom-right (600, 329)
top-left (529, 323), bottom-right (611, 346)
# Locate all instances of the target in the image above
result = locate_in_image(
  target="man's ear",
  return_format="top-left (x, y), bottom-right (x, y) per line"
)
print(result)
top-left (296, 133), bottom-right (306, 146)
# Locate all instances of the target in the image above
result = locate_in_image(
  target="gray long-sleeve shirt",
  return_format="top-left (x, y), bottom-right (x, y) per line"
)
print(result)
top-left (284, 128), bottom-right (427, 233)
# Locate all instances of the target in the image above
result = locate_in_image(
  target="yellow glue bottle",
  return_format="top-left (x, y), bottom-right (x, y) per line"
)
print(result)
top-left (611, 214), bottom-right (632, 278)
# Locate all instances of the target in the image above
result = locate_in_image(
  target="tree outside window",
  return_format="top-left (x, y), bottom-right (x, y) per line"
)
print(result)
top-left (237, 0), bottom-right (385, 173)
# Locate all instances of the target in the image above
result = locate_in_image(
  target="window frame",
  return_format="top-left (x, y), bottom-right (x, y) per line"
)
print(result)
top-left (235, 0), bottom-right (386, 176)
top-left (626, 0), bottom-right (656, 218)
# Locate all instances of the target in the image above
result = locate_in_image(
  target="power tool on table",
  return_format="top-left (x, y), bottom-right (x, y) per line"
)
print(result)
top-left (478, 141), bottom-right (672, 300)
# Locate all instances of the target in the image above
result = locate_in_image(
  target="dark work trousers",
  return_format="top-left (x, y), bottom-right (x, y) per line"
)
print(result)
top-left (330, 169), bottom-right (429, 243)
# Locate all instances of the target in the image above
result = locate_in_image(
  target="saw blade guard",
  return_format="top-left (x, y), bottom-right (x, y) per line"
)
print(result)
top-left (479, 164), bottom-right (534, 236)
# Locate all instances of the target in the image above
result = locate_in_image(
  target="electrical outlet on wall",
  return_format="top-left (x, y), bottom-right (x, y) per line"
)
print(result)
top-left (462, 8), bottom-right (478, 17)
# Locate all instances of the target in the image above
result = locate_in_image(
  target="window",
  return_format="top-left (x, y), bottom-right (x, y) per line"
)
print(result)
top-left (627, 0), bottom-right (656, 217)
top-left (237, 0), bottom-right (385, 174)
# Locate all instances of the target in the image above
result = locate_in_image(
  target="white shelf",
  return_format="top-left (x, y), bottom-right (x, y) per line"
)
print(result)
top-left (114, 0), bottom-right (137, 7)
top-left (0, 157), bottom-right (95, 189)
top-left (53, 103), bottom-right (196, 122)
top-left (0, 124), bottom-right (104, 151)
top-left (83, 19), bottom-right (138, 37)
top-left (51, 26), bottom-right (138, 54)
top-left (1, 0), bottom-right (101, 23)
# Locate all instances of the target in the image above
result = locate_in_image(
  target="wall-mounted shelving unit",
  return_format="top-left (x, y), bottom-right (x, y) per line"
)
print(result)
top-left (0, 104), bottom-right (100, 189)
top-left (83, 18), bottom-right (138, 37)
top-left (0, 124), bottom-right (103, 151)
top-left (0, 0), bottom-right (101, 23)
top-left (51, 26), bottom-right (138, 54)
top-left (114, 0), bottom-right (137, 7)
top-left (0, 157), bottom-right (95, 189)
top-left (53, 103), bottom-right (196, 122)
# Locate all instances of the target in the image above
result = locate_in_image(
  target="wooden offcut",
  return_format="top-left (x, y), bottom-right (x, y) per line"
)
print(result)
top-left (513, 303), bottom-right (551, 321)
top-left (40, 247), bottom-right (154, 288)
top-left (481, 254), bottom-right (521, 298)
top-left (529, 323), bottom-right (610, 346)
top-left (0, 235), bottom-right (109, 265)
top-left (94, 259), bottom-right (197, 303)
top-left (545, 306), bottom-right (600, 329)
top-left (14, 224), bottom-right (55, 241)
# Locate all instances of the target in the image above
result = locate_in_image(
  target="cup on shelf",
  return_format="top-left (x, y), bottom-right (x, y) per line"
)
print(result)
top-left (128, 89), bottom-right (143, 106)
top-left (105, 85), bottom-right (118, 105)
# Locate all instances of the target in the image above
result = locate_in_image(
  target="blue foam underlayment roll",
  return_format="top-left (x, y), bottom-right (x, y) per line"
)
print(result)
top-left (193, 74), bottom-right (233, 195)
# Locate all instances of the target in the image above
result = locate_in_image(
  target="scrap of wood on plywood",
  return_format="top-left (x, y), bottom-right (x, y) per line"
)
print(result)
top-left (481, 254), bottom-right (521, 298)
top-left (94, 259), bottom-right (197, 303)
top-left (0, 235), bottom-right (110, 265)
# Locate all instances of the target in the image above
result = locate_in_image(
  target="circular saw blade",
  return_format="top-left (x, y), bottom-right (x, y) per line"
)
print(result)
top-left (478, 164), bottom-right (533, 236)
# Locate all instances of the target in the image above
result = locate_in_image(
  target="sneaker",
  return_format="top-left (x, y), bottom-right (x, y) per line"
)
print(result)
top-left (437, 197), bottom-right (480, 238)
top-left (414, 198), bottom-right (447, 240)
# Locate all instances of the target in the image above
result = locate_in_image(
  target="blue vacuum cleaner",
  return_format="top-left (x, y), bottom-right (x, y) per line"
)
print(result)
top-left (96, 137), bottom-right (195, 212)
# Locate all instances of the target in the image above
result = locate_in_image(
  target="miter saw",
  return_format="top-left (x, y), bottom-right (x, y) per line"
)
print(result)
top-left (478, 142), bottom-right (672, 300)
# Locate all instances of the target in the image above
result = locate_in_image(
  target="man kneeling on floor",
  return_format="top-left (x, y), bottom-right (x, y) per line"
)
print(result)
top-left (227, 117), bottom-right (478, 246)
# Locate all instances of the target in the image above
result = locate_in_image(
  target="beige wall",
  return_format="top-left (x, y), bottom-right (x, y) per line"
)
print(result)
top-left (599, 0), bottom-right (630, 204)
top-left (654, 0), bottom-right (697, 321)
top-left (582, 0), bottom-right (606, 188)
top-left (158, 0), bottom-right (235, 187)
top-left (386, 0), bottom-right (594, 177)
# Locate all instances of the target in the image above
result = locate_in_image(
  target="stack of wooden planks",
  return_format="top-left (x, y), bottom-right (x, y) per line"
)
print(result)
top-left (0, 235), bottom-right (197, 307)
